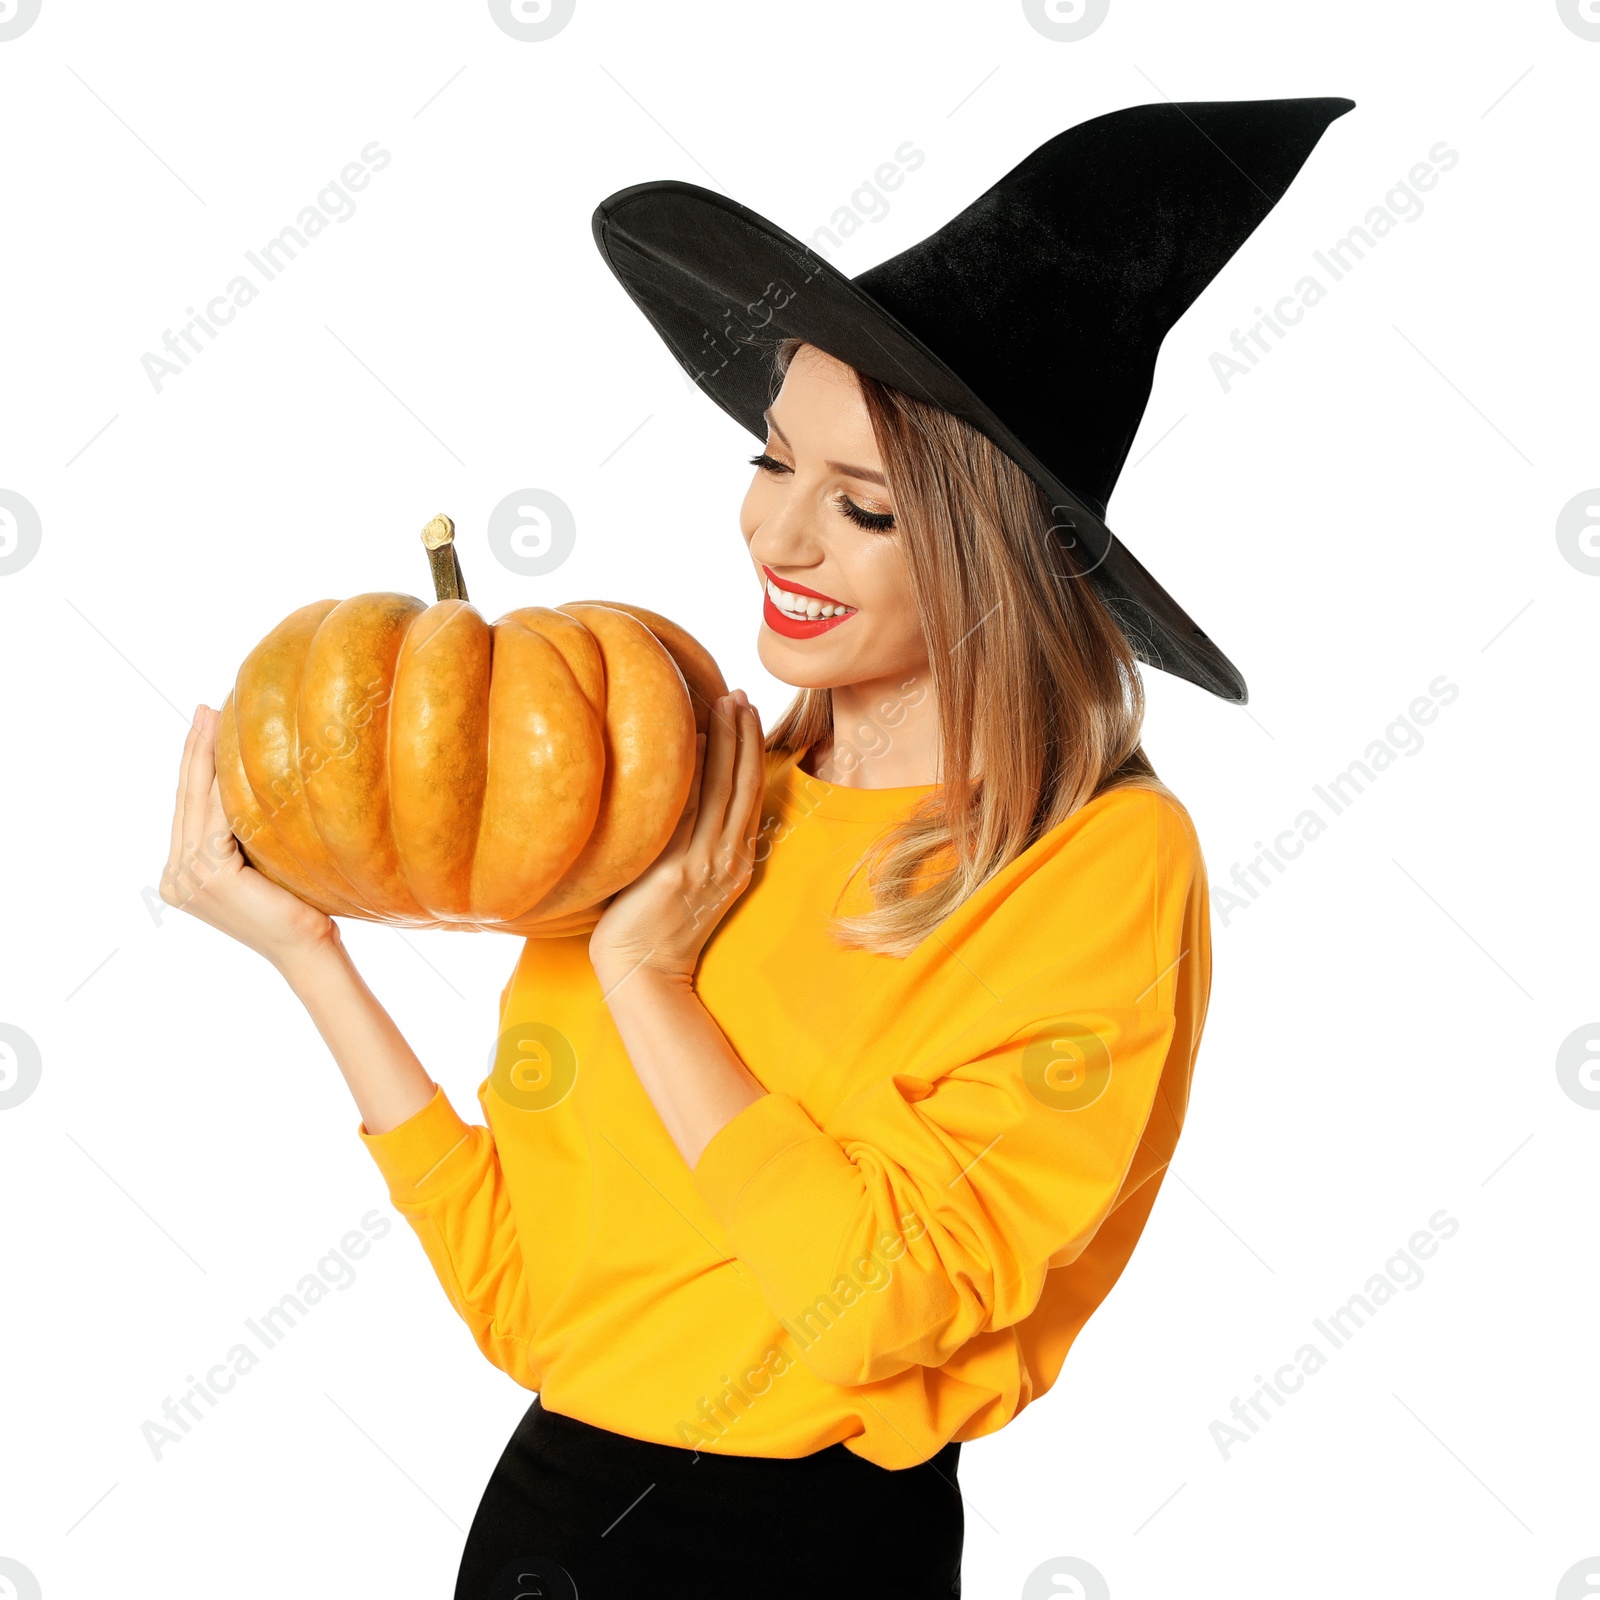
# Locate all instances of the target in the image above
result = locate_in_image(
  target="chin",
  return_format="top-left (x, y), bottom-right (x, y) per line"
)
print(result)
top-left (756, 632), bottom-right (850, 690)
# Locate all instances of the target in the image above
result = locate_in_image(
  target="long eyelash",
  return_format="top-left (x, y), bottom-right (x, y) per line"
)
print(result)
top-left (835, 495), bottom-right (895, 532)
top-left (749, 452), bottom-right (895, 530)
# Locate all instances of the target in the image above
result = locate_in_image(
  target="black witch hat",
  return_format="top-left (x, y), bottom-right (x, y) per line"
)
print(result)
top-left (591, 96), bottom-right (1354, 702)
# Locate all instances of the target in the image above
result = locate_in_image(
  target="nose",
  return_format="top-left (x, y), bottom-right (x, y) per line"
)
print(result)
top-left (747, 479), bottom-right (825, 573)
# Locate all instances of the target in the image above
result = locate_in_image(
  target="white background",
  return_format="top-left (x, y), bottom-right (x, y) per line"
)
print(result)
top-left (2, 2), bottom-right (1596, 1597)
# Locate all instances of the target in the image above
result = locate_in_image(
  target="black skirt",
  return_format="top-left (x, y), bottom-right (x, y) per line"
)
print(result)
top-left (454, 1396), bottom-right (964, 1599)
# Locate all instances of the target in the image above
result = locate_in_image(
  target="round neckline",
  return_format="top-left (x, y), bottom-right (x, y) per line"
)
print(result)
top-left (772, 745), bottom-right (940, 821)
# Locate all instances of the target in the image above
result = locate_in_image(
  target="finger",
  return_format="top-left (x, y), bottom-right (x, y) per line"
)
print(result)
top-left (706, 700), bottom-right (760, 881)
top-left (181, 705), bottom-right (217, 860)
top-left (636, 731), bottom-right (705, 880)
top-left (707, 688), bottom-right (741, 736)
top-left (724, 703), bottom-right (766, 869)
top-left (168, 718), bottom-right (199, 871)
top-left (668, 732), bottom-right (707, 850)
top-left (688, 693), bottom-right (740, 856)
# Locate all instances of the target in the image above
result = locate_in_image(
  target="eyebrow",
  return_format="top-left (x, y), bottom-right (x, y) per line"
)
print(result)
top-left (763, 409), bottom-right (888, 488)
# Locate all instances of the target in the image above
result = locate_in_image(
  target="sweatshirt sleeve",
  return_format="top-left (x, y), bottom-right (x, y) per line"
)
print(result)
top-left (357, 963), bottom-right (538, 1388)
top-left (690, 788), bottom-right (1207, 1389)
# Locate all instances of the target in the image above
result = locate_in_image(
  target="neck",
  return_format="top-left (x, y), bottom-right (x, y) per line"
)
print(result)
top-left (807, 670), bottom-right (941, 788)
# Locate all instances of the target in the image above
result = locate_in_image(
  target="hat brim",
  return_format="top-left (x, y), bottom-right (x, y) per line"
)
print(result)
top-left (592, 179), bottom-right (1248, 703)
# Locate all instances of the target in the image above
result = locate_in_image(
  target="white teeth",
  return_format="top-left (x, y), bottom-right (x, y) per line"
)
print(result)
top-left (766, 576), bottom-right (855, 620)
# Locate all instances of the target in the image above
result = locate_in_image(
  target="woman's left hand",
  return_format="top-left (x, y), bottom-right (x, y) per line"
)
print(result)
top-left (589, 689), bottom-right (767, 987)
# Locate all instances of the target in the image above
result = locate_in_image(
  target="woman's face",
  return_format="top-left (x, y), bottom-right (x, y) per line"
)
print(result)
top-left (741, 344), bottom-right (927, 690)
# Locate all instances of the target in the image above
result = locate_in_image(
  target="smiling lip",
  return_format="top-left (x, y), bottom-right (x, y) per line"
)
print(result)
top-left (760, 563), bottom-right (858, 641)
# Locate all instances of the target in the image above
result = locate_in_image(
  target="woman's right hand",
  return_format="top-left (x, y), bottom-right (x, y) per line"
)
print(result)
top-left (161, 704), bottom-right (336, 969)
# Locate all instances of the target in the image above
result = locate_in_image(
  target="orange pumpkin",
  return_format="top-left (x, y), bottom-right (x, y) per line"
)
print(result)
top-left (216, 515), bottom-right (727, 936)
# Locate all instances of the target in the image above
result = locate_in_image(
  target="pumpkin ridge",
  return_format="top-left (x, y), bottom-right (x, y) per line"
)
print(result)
top-left (517, 604), bottom-right (695, 923)
top-left (300, 592), bottom-right (432, 920)
top-left (467, 612), bottom-right (606, 922)
top-left (480, 609), bottom-right (611, 924)
top-left (237, 599), bottom-right (383, 918)
top-left (296, 597), bottom-right (389, 918)
top-left (381, 594), bottom-right (438, 920)
top-left (216, 686), bottom-right (368, 918)
top-left (387, 596), bottom-right (491, 921)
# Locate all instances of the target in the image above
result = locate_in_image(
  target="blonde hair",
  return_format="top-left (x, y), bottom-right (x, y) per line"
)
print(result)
top-left (762, 337), bottom-right (1161, 957)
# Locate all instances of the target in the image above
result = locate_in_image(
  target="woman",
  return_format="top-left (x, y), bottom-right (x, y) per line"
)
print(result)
top-left (162, 98), bottom-right (1352, 1598)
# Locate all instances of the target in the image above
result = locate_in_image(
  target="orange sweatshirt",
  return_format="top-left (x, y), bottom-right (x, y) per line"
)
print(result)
top-left (360, 745), bottom-right (1211, 1470)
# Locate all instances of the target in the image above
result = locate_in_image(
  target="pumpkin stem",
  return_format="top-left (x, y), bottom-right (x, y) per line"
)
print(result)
top-left (421, 513), bottom-right (469, 602)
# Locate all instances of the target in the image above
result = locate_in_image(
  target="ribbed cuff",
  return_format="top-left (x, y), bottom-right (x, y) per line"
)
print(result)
top-left (358, 1082), bottom-right (478, 1198)
top-left (691, 1092), bottom-right (832, 1230)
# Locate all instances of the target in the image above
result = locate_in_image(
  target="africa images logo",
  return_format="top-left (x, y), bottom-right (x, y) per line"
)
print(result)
top-left (140, 143), bottom-right (392, 393)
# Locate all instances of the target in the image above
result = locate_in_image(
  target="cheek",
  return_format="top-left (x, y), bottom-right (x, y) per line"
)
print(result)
top-left (853, 553), bottom-right (917, 630)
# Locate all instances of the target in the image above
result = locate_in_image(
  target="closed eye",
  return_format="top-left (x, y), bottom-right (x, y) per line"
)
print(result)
top-left (833, 494), bottom-right (894, 532)
top-left (747, 452), bottom-right (896, 531)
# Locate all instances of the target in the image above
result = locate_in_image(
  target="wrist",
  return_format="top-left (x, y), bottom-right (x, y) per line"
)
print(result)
top-left (591, 948), bottom-right (695, 1001)
top-left (271, 920), bottom-right (348, 989)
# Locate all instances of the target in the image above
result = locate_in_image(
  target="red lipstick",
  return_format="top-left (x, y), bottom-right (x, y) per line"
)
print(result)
top-left (760, 563), bottom-right (858, 640)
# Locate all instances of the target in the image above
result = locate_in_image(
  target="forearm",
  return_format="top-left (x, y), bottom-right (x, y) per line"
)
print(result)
top-left (595, 960), bottom-right (766, 1168)
top-left (277, 926), bottom-right (437, 1135)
